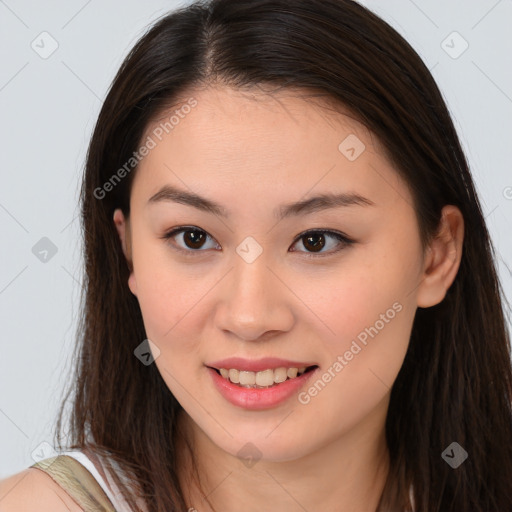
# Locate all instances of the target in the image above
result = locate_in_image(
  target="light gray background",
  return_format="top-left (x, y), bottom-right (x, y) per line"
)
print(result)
top-left (1, 0), bottom-right (511, 477)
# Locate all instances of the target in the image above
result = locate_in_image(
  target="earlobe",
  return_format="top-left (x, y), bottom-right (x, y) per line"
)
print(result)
top-left (416, 205), bottom-right (464, 308)
top-left (113, 208), bottom-right (137, 296)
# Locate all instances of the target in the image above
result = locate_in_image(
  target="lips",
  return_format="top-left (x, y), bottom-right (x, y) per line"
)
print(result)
top-left (205, 357), bottom-right (320, 409)
top-left (207, 365), bottom-right (320, 410)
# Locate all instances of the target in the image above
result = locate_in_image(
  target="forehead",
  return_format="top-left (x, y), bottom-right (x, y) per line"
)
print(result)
top-left (144, 85), bottom-right (372, 155)
top-left (131, 85), bottom-right (412, 214)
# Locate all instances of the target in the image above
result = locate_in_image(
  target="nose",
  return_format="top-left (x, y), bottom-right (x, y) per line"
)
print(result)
top-left (214, 252), bottom-right (294, 342)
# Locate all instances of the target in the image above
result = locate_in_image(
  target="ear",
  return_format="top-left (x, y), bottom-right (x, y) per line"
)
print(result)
top-left (113, 208), bottom-right (137, 296)
top-left (416, 205), bottom-right (464, 308)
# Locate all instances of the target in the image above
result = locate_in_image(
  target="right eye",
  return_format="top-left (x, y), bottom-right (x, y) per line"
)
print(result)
top-left (161, 226), bottom-right (220, 255)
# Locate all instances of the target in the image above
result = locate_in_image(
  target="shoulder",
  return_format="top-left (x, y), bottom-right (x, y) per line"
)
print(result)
top-left (0, 467), bottom-right (84, 512)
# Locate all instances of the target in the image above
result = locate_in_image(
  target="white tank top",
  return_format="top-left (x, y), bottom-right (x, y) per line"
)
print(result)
top-left (59, 449), bottom-right (148, 512)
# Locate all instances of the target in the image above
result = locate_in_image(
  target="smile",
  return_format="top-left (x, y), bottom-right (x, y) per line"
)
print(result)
top-left (205, 357), bottom-right (320, 409)
top-left (213, 366), bottom-right (317, 388)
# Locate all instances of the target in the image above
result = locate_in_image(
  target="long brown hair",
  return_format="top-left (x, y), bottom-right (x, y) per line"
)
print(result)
top-left (54, 0), bottom-right (512, 510)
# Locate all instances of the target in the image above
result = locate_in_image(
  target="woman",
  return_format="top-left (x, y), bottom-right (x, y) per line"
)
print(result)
top-left (1, 0), bottom-right (511, 510)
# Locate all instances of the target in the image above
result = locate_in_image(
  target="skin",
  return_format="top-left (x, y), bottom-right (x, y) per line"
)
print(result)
top-left (113, 85), bottom-right (464, 512)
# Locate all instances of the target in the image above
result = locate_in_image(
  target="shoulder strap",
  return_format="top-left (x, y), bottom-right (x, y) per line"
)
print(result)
top-left (30, 455), bottom-right (117, 512)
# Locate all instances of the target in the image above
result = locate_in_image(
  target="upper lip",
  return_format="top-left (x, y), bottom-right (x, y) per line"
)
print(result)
top-left (206, 357), bottom-right (318, 372)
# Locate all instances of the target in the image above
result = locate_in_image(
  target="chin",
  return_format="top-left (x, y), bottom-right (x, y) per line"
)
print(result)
top-left (210, 429), bottom-right (314, 464)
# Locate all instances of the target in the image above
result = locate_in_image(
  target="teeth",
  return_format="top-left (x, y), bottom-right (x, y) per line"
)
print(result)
top-left (273, 367), bottom-right (288, 383)
top-left (217, 366), bottom-right (312, 387)
top-left (255, 368), bottom-right (274, 386)
top-left (239, 371), bottom-right (256, 386)
top-left (228, 369), bottom-right (240, 383)
top-left (287, 368), bottom-right (298, 378)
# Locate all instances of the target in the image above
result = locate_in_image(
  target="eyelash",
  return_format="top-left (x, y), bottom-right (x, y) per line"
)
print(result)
top-left (160, 226), bottom-right (355, 259)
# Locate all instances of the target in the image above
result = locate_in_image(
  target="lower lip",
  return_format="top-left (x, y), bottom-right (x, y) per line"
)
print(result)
top-left (207, 366), bottom-right (318, 410)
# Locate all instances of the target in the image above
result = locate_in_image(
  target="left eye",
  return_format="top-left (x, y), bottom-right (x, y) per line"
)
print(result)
top-left (290, 229), bottom-right (354, 255)
top-left (161, 227), bottom-right (354, 257)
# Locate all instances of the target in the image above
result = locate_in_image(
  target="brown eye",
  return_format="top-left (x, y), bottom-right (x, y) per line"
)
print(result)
top-left (162, 227), bottom-right (219, 253)
top-left (182, 229), bottom-right (207, 249)
top-left (290, 230), bottom-right (354, 257)
top-left (302, 233), bottom-right (326, 252)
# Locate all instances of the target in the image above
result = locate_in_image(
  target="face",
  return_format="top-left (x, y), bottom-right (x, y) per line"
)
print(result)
top-left (114, 85), bottom-right (434, 463)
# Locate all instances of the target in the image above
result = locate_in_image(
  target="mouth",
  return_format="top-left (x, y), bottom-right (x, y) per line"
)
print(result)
top-left (207, 364), bottom-right (319, 389)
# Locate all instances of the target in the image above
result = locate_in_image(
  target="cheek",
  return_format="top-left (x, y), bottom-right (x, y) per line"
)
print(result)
top-left (131, 231), bottom-right (199, 330)
top-left (136, 273), bottom-right (205, 390)
top-left (299, 232), bottom-right (421, 378)
top-left (293, 274), bottom-right (416, 439)
top-left (132, 255), bottom-right (218, 375)
top-left (305, 256), bottom-right (417, 346)
top-left (294, 236), bottom-right (420, 424)
top-left (137, 274), bottom-right (204, 345)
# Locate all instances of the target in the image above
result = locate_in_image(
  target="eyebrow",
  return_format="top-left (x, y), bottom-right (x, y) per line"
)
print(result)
top-left (147, 184), bottom-right (375, 220)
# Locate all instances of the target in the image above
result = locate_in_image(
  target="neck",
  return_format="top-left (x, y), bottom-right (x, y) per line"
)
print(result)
top-left (176, 395), bottom-right (390, 512)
